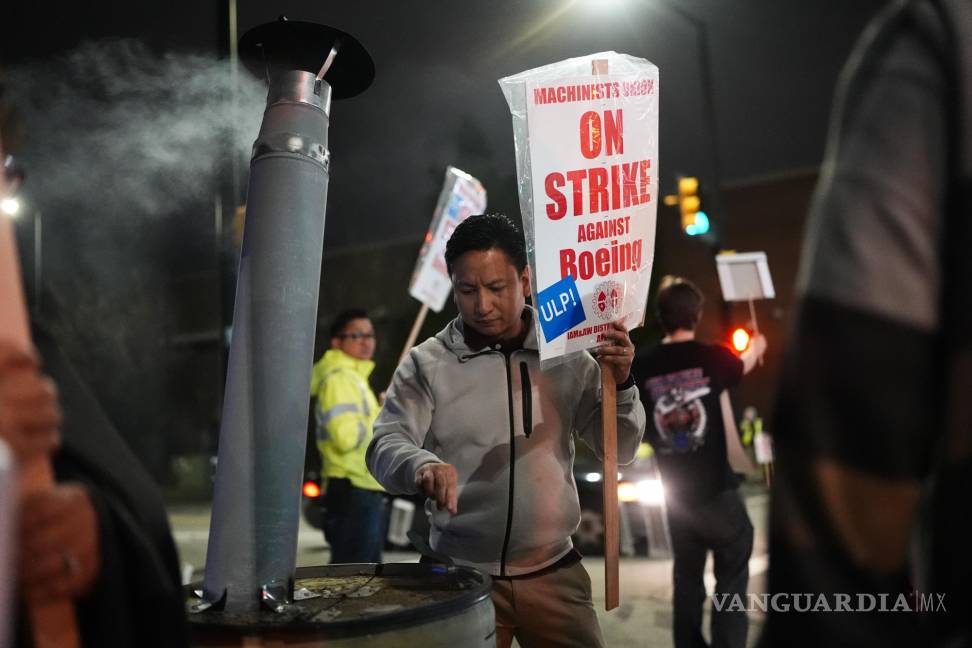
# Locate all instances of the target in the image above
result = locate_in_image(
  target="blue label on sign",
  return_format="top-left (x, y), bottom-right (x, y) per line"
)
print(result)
top-left (537, 276), bottom-right (587, 342)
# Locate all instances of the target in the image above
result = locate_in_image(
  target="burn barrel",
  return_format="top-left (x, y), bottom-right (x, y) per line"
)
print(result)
top-left (188, 563), bottom-right (496, 647)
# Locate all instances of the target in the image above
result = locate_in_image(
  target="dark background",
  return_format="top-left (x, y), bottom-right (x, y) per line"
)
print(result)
top-left (0, 1), bottom-right (885, 491)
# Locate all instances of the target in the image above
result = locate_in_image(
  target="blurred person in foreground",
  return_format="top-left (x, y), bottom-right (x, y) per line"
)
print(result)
top-left (765, 0), bottom-right (971, 646)
top-left (367, 214), bottom-right (646, 648)
top-left (1, 80), bottom-right (188, 647)
top-left (310, 308), bottom-right (387, 564)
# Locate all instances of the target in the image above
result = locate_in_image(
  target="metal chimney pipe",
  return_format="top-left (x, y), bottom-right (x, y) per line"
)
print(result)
top-left (202, 18), bottom-right (373, 612)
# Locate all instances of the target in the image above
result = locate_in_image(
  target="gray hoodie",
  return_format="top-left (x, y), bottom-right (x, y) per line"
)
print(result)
top-left (366, 308), bottom-right (646, 576)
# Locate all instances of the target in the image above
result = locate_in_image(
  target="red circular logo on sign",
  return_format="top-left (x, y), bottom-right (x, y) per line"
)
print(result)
top-left (590, 281), bottom-right (624, 321)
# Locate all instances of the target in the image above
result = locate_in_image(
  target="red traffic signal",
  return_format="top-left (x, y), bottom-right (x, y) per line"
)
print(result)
top-left (731, 327), bottom-right (751, 354)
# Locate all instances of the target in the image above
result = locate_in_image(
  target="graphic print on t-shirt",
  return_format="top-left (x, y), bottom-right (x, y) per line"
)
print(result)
top-left (646, 368), bottom-right (711, 453)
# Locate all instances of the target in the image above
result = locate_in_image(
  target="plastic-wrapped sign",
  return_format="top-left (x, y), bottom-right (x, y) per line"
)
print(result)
top-left (499, 52), bottom-right (659, 363)
top-left (408, 167), bottom-right (487, 312)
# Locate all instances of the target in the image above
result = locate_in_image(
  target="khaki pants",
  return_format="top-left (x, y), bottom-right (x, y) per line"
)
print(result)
top-left (490, 558), bottom-right (605, 648)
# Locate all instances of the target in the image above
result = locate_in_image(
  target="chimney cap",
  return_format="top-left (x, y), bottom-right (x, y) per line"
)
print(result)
top-left (239, 19), bottom-right (374, 100)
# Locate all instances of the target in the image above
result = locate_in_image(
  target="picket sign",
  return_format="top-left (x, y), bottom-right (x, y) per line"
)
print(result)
top-left (0, 215), bottom-right (80, 648)
top-left (499, 51), bottom-right (658, 365)
top-left (398, 167), bottom-right (487, 368)
top-left (715, 251), bottom-right (776, 366)
top-left (500, 52), bottom-right (659, 611)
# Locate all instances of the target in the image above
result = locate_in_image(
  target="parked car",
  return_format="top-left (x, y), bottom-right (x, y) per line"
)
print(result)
top-left (572, 442), bottom-right (672, 558)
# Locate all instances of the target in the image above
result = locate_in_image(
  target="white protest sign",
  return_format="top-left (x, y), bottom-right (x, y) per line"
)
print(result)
top-left (408, 166), bottom-right (487, 312)
top-left (715, 251), bottom-right (775, 302)
top-left (754, 431), bottom-right (774, 465)
top-left (500, 52), bottom-right (658, 363)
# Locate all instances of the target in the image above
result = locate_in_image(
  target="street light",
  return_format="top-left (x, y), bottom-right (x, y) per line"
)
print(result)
top-left (574, 1), bottom-right (727, 245)
top-left (647, 1), bottom-right (733, 333)
top-left (0, 194), bottom-right (42, 315)
top-left (0, 198), bottom-right (19, 218)
top-left (655, 2), bottom-right (725, 247)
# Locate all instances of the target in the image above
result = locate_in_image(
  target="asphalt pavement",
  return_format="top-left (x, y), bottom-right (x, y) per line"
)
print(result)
top-left (169, 486), bottom-right (769, 647)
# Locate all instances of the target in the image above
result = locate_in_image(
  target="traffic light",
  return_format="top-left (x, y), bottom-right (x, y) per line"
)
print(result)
top-left (730, 327), bottom-right (751, 354)
top-left (664, 176), bottom-right (710, 236)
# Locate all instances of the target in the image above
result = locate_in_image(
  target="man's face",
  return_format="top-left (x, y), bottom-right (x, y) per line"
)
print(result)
top-left (330, 317), bottom-right (376, 361)
top-left (451, 248), bottom-right (530, 341)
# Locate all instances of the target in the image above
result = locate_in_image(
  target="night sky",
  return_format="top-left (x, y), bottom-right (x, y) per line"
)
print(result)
top-left (243, 0), bottom-right (886, 249)
top-left (3, 0), bottom-right (886, 250)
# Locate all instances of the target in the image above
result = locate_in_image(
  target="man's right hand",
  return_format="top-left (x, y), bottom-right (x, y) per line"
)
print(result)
top-left (751, 333), bottom-right (767, 357)
top-left (741, 333), bottom-right (767, 374)
top-left (415, 463), bottom-right (458, 514)
top-left (0, 343), bottom-right (62, 464)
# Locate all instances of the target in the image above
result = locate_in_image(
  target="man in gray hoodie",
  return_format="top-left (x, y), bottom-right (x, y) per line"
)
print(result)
top-left (367, 214), bottom-right (646, 648)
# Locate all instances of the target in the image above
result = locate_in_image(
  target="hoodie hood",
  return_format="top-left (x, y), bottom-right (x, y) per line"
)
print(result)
top-left (435, 305), bottom-right (540, 361)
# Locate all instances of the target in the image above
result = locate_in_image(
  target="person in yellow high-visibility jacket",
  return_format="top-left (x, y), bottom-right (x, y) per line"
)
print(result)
top-left (310, 308), bottom-right (386, 563)
top-left (739, 407), bottom-right (762, 447)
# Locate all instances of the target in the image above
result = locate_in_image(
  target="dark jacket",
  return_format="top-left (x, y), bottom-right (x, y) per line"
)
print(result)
top-left (18, 324), bottom-right (188, 648)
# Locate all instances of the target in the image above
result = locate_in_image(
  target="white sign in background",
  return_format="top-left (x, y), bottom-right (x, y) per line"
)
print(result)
top-left (408, 167), bottom-right (487, 312)
top-left (505, 55), bottom-right (659, 362)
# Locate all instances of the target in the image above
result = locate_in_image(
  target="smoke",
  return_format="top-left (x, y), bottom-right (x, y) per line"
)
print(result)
top-left (6, 38), bottom-right (265, 217)
top-left (4, 40), bottom-right (269, 479)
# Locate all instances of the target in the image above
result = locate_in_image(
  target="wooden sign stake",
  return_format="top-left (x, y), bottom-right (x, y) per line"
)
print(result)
top-left (396, 303), bottom-right (429, 369)
top-left (1, 216), bottom-right (80, 648)
top-left (600, 360), bottom-right (619, 611)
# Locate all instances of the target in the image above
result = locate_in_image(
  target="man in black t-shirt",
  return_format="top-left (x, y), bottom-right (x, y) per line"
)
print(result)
top-left (636, 276), bottom-right (766, 648)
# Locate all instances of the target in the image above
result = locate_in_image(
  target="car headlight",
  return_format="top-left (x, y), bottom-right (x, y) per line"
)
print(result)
top-left (617, 478), bottom-right (664, 505)
top-left (618, 481), bottom-right (638, 502)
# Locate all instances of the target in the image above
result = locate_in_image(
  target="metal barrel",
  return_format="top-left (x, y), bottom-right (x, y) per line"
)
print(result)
top-left (203, 70), bottom-right (332, 611)
top-left (190, 564), bottom-right (497, 647)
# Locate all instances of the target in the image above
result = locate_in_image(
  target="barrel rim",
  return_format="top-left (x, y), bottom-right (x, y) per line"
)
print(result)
top-left (187, 562), bottom-right (494, 638)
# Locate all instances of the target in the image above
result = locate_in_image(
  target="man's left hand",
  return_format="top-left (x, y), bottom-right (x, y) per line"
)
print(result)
top-left (594, 321), bottom-right (635, 384)
top-left (19, 483), bottom-right (101, 602)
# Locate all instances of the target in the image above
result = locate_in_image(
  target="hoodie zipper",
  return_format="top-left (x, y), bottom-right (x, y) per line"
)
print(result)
top-left (520, 362), bottom-right (532, 438)
top-left (499, 353), bottom-right (516, 576)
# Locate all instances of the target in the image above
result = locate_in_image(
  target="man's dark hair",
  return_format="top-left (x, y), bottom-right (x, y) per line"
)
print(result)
top-left (444, 214), bottom-right (528, 274)
top-left (655, 276), bottom-right (704, 333)
top-left (329, 308), bottom-right (369, 338)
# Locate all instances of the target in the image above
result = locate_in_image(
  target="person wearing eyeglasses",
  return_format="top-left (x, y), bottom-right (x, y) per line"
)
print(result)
top-left (310, 308), bottom-right (387, 563)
